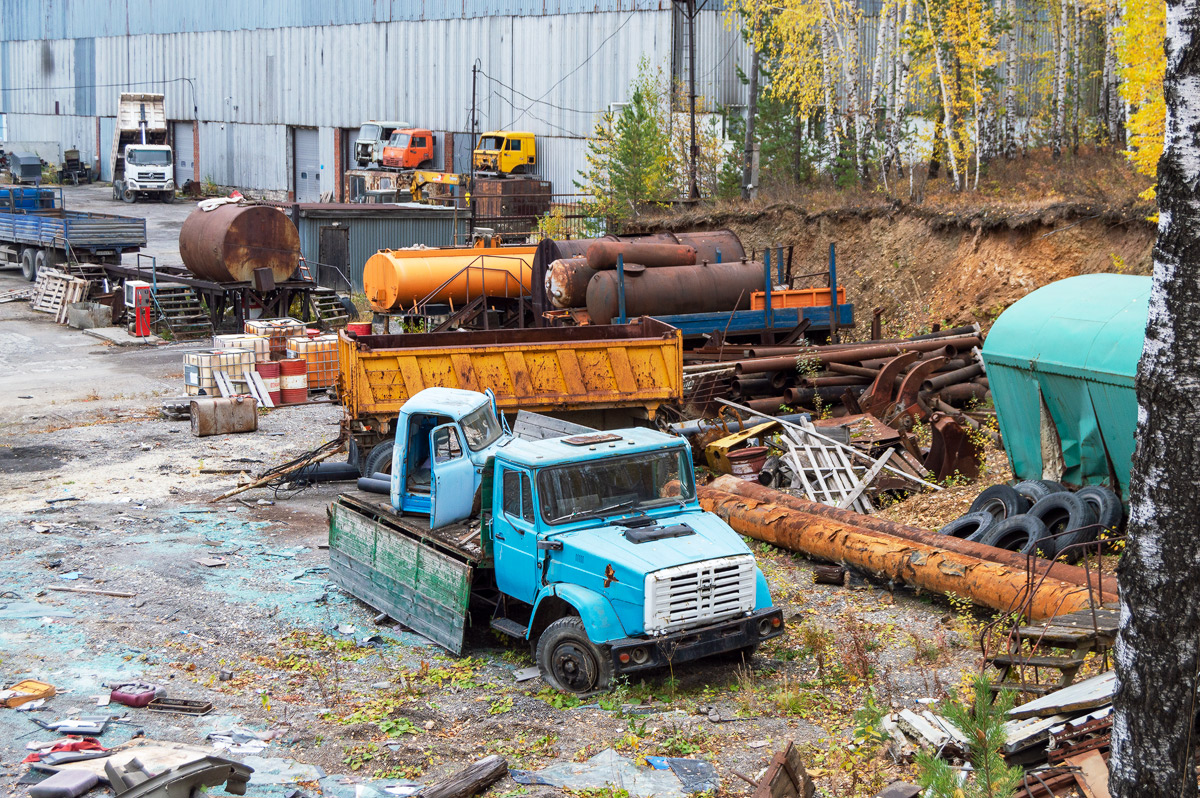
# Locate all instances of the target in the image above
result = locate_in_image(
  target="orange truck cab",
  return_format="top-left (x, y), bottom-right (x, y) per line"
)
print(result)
top-left (382, 129), bottom-right (436, 169)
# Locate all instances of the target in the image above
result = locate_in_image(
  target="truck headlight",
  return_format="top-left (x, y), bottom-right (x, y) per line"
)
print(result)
top-left (166, 180), bottom-right (175, 190)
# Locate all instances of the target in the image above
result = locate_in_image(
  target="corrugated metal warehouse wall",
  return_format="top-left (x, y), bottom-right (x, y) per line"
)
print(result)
top-left (0, 1), bottom-right (745, 198)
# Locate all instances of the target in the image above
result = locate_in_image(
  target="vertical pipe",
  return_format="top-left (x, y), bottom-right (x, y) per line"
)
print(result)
top-left (763, 251), bottom-right (773, 332)
top-left (776, 246), bottom-right (785, 284)
top-left (828, 242), bottom-right (840, 343)
top-left (617, 253), bottom-right (626, 324)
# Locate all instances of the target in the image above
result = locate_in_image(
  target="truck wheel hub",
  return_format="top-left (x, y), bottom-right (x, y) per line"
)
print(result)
top-left (552, 641), bottom-right (597, 692)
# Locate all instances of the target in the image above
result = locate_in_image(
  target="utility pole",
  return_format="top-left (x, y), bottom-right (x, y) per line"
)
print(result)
top-left (742, 10), bottom-right (760, 200)
top-left (687, 0), bottom-right (699, 200)
top-left (469, 60), bottom-right (478, 238)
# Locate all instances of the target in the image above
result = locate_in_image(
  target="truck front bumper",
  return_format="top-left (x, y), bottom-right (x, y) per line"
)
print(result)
top-left (609, 608), bottom-right (785, 675)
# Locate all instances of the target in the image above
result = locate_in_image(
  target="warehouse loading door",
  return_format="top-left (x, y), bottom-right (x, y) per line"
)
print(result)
top-left (293, 127), bottom-right (320, 203)
top-left (173, 122), bottom-right (194, 184)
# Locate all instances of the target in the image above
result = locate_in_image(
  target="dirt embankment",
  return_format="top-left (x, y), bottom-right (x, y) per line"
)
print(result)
top-left (636, 200), bottom-right (1156, 334)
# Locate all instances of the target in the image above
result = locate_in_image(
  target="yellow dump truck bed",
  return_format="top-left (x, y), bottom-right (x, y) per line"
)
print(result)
top-left (339, 317), bottom-right (683, 447)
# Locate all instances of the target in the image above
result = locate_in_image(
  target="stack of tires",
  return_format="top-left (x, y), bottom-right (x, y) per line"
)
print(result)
top-left (937, 480), bottom-right (1123, 561)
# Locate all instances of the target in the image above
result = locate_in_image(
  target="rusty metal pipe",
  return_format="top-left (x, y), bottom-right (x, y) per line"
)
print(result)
top-left (923, 363), bottom-right (985, 392)
top-left (731, 376), bottom-right (773, 398)
top-left (698, 484), bottom-right (1111, 619)
top-left (706, 476), bottom-right (1117, 602)
top-left (799, 375), bottom-right (871, 388)
top-left (827, 363), bottom-right (881, 379)
top-left (586, 260), bottom-right (765, 325)
top-left (586, 242), bottom-right (698, 270)
top-left (745, 395), bottom-right (790, 413)
top-left (734, 336), bottom-right (983, 374)
top-left (545, 257), bottom-right (595, 309)
top-left (938, 382), bottom-right (989, 403)
top-left (769, 371), bottom-right (797, 390)
top-left (784, 385), bottom-right (867, 405)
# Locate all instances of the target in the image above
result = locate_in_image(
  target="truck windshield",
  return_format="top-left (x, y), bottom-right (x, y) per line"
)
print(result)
top-left (479, 135), bottom-right (504, 151)
top-left (388, 133), bottom-right (411, 149)
top-left (128, 149), bottom-right (171, 165)
top-left (461, 403), bottom-right (503, 452)
top-left (538, 449), bottom-right (694, 525)
top-left (358, 124), bottom-right (381, 141)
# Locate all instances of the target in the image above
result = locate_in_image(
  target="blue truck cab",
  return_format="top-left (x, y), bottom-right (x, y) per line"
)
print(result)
top-left (332, 387), bottom-right (784, 694)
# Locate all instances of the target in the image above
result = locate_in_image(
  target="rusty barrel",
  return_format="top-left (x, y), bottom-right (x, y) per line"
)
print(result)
top-left (179, 204), bottom-right (301, 284)
top-left (545, 257), bottom-right (595, 309)
top-left (586, 260), bottom-right (763, 325)
top-left (585, 242), bottom-right (697, 270)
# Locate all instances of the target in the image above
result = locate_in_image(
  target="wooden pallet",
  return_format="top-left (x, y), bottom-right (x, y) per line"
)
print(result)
top-left (0, 288), bottom-right (33, 303)
top-left (30, 269), bottom-right (89, 323)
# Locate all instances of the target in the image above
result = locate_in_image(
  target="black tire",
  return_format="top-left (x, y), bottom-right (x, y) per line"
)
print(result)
top-left (122, 188), bottom-right (136, 203)
top-left (361, 440), bottom-right (395, 478)
top-left (937, 511), bottom-right (997, 540)
top-left (1027, 491), bottom-right (1099, 561)
top-left (536, 616), bottom-right (612, 695)
top-left (19, 248), bottom-right (37, 281)
top-left (968, 484), bottom-right (1030, 521)
top-left (1076, 485), bottom-right (1124, 533)
top-left (1013, 479), bottom-right (1067, 505)
top-left (163, 191), bottom-right (175, 204)
top-left (976, 514), bottom-right (1052, 555)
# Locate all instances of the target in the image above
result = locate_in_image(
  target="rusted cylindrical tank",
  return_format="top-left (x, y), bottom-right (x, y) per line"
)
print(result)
top-left (545, 257), bottom-right (596, 309)
top-left (179, 204), bottom-right (301, 284)
top-left (671, 230), bottom-right (746, 263)
top-left (586, 260), bottom-right (764, 325)
top-left (585, 242), bottom-right (697, 270)
top-left (363, 247), bottom-right (536, 312)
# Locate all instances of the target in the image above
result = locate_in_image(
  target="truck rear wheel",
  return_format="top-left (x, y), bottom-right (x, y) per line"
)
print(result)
top-left (536, 617), bottom-right (612, 695)
top-left (19, 248), bottom-right (37, 281)
top-left (362, 440), bottom-right (394, 478)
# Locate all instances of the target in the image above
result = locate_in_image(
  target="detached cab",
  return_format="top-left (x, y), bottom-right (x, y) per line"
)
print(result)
top-left (381, 129), bottom-right (436, 170)
top-left (329, 388), bottom-right (784, 694)
top-left (472, 131), bottom-right (536, 176)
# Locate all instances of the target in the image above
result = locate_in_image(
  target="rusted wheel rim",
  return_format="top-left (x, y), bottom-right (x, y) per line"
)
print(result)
top-left (552, 640), bottom-right (598, 693)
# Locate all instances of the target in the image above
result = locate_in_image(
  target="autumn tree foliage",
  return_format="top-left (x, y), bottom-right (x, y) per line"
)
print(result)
top-left (724, 0), bottom-right (1163, 192)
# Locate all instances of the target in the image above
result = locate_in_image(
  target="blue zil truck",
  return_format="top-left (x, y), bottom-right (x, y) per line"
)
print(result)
top-left (0, 187), bottom-right (147, 280)
top-left (328, 387), bottom-right (784, 693)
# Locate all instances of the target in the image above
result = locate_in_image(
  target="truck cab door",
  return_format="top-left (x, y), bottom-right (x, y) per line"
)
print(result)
top-left (493, 466), bottom-right (539, 604)
top-left (429, 423), bottom-right (475, 530)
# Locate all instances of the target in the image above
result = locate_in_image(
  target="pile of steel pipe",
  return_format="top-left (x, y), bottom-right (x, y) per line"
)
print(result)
top-left (698, 480), bottom-right (1112, 620)
top-left (684, 324), bottom-right (990, 420)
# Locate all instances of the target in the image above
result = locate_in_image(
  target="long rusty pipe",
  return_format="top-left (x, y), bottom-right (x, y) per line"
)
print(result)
top-left (586, 242), bottom-right (698, 270)
top-left (698, 485), bottom-right (1108, 620)
top-left (707, 476), bottom-right (1118, 603)
top-left (923, 363), bottom-right (985, 392)
top-left (733, 336), bottom-right (983, 375)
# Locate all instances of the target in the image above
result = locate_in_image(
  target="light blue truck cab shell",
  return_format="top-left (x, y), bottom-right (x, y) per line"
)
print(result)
top-left (389, 387), bottom-right (510, 518)
top-left (487, 427), bottom-right (775, 651)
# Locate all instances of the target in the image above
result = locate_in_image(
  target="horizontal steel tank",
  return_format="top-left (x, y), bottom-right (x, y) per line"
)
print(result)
top-left (179, 204), bottom-right (301, 284)
top-left (545, 257), bottom-right (595, 309)
top-left (585, 242), bottom-right (697, 270)
top-left (586, 260), bottom-right (766, 325)
top-left (363, 246), bottom-right (535, 312)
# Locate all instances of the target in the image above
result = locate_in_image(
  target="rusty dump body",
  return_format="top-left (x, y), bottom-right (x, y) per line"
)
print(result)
top-left (338, 317), bottom-right (683, 449)
top-left (179, 204), bottom-right (301, 284)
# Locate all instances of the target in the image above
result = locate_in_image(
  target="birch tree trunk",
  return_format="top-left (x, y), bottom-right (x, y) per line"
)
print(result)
top-left (923, 0), bottom-right (961, 188)
top-left (1071, 0), bottom-right (1083, 153)
top-left (1105, 0), bottom-right (1124, 146)
top-left (892, 0), bottom-right (915, 176)
top-left (1004, 0), bottom-right (1019, 157)
top-left (842, 1), bottom-right (867, 178)
top-left (819, 16), bottom-right (841, 167)
top-left (1052, 0), bottom-right (1069, 157)
top-left (1110, 1), bottom-right (1200, 795)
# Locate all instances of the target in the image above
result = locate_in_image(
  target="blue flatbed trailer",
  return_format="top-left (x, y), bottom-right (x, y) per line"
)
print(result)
top-left (0, 187), bottom-right (147, 280)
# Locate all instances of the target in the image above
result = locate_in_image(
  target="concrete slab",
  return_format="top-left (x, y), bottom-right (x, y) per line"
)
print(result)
top-left (81, 327), bottom-right (164, 346)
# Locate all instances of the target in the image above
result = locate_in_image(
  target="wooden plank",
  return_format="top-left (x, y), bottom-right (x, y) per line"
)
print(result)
top-left (213, 370), bottom-right (235, 398)
top-left (247, 371), bottom-right (275, 408)
top-left (1009, 670), bottom-right (1117, 720)
top-left (328, 499), bottom-right (474, 654)
top-left (836, 448), bottom-right (893, 509)
top-left (511, 410), bottom-right (594, 441)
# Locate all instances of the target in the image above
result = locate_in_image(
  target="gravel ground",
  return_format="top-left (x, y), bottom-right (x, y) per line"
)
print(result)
top-left (0, 186), bottom-right (984, 798)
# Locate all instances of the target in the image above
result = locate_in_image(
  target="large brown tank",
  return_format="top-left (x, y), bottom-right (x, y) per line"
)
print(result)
top-left (179, 204), bottom-right (301, 284)
top-left (586, 259), bottom-right (766, 325)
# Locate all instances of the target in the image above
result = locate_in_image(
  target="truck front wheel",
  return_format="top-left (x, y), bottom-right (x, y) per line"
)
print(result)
top-left (536, 617), bottom-right (612, 695)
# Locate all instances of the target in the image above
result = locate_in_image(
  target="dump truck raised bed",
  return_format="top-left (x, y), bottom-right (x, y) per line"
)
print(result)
top-left (0, 187), bottom-right (147, 281)
top-left (329, 388), bottom-right (784, 693)
top-left (338, 317), bottom-right (683, 462)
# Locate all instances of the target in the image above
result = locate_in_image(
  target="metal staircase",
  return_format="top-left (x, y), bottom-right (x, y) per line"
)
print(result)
top-left (152, 282), bottom-right (214, 340)
top-left (309, 289), bottom-right (350, 328)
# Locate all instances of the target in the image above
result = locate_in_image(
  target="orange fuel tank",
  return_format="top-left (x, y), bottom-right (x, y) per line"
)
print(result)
top-left (363, 246), bottom-right (536, 312)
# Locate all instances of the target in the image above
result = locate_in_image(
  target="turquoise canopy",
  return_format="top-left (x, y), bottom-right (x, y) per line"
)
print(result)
top-left (981, 274), bottom-right (1151, 502)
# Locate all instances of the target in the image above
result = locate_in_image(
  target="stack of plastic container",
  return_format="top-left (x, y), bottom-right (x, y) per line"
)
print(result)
top-left (183, 349), bottom-right (256, 396)
top-left (212, 333), bottom-right (270, 362)
top-left (285, 334), bottom-right (338, 390)
top-left (244, 318), bottom-right (306, 359)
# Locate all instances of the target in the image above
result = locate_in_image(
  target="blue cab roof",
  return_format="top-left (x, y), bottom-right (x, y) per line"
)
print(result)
top-left (499, 427), bottom-right (687, 468)
top-left (399, 387), bottom-right (491, 419)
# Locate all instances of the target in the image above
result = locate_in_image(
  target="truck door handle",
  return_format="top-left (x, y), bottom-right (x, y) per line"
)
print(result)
top-left (537, 540), bottom-right (562, 551)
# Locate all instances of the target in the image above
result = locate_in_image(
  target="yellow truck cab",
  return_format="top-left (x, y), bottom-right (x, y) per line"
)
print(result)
top-left (473, 131), bottom-right (536, 175)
